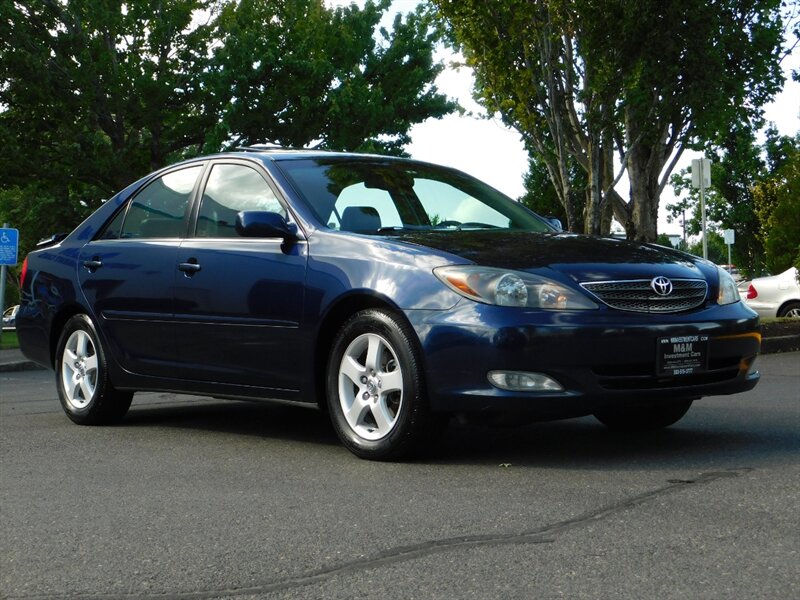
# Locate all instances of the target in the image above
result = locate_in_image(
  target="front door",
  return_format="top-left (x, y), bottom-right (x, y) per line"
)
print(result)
top-left (173, 161), bottom-right (307, 392)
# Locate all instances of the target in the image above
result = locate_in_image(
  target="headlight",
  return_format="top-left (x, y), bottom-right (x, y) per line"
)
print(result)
top-left (434, 266), bottom-right (598, 310)
top-left (717, 266), bottom-right (740, 305)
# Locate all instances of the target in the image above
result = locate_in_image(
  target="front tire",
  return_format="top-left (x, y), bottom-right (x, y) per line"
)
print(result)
top-left (594, 399), bottom-right (693, 432)
top-left (56, 314), bottom-right (133, 425)
top-left (326, 309), bottom-right (445, 460)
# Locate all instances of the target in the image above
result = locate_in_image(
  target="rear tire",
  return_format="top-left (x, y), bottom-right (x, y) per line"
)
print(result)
top-left (326, 309), bottom-right (446, 460)
top-left (55, 314), bottom-right (133, 425)
top-left (594, 399), bottom-right (693, 432)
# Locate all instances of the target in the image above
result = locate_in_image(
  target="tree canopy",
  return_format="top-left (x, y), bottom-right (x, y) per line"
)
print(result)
top-left (753, 142), bottom-right (800, 274)
top-left (667, 128), bottom-right (799, 277)
top-left (203, 0), bottom-right (453, 155)
top-left (433, 0), bottom-right (788, 241)
top-left (0, 0), bottom-right (454, 262)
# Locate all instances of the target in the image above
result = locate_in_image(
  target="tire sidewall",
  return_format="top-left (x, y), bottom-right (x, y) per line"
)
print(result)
top-left (55, 314), bottom-right (110, 423)
top-left (326, 309), bottom-right (425, 459)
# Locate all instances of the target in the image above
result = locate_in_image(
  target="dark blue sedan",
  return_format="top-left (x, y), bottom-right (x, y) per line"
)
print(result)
top-left (16, 148), bottom-right (761, 459)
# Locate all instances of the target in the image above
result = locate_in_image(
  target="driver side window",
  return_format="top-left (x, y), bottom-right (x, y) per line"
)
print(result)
top-left (196, 164), bottom-right (284, 238)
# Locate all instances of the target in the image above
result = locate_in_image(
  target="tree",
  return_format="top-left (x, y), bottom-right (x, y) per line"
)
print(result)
top-left (518, 154), bottom-right (585, 232)
top-left (433, 0), bottom-right (787, 241)
top-left (0, 0), bottom-right (455, 299)
top-left (761, 149), bottom-right (800, 274)
top-left (687, 231), bottom-right (728, 265)
top-left (656, 233), bottom-right (675, 248)
top-left (668, 126), bottom-right (765, 276)
top-left (203, 0), bottom-right (454, 155)
top-left (0, 0), bottom-right (216, 193)
top-left (430, 1), bottom-right (616, 233)
top-left (668, 128), bottom-right (799, 276)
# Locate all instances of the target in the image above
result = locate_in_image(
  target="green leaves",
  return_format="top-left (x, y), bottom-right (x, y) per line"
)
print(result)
top-left (667, 129), bottom-right (800, 277)
top-left (434, 0), bottom-right (787, 241)
top-left (1, 0), bottom-right (452, 183)
top-left (0, 0), bottom-right (454, 297)
top-left (206, 0), bottom-right (454, 155)
top-left (757, 144), bottom-right (800, 274)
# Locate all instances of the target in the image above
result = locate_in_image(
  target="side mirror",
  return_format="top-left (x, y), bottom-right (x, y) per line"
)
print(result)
top-left (235, 211), bottom-right (298, 240)
top-left (543, 216), bottom-right (563, 232)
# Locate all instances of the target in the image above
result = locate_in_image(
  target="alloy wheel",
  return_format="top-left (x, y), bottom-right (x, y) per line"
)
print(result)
top-left (60, 329), bottom-right (99, 410)
top-left (337, 332), bottom-right (404, 441)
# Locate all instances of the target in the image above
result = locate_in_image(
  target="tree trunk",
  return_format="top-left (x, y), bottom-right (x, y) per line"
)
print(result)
top-left (561, 178), bottom-right (579, 232)
top-left (584, 134), bottom-right (602, 235)
top-left (600, 141), bottom-right (614, 235)
top-left (627, 143), bottom-right (660, 242)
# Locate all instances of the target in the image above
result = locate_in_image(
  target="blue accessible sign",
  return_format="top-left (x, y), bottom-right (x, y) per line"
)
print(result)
top-left (0, 228), bottom-right (19, 266)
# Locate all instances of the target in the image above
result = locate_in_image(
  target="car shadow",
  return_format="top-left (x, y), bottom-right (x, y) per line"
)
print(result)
top-left (428, 414), bottom-right (799, 471)
top-left (120, 396), bottom-right (798, 471)
top-left (123, 398), bottom-right (341, 448)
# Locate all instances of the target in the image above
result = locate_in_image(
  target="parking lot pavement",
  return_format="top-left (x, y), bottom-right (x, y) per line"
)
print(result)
top-left (1, 352), bottom-right (798, 599)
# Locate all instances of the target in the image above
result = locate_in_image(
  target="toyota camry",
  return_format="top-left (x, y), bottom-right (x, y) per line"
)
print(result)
top-left (15, 148), bottom-right (761, 459)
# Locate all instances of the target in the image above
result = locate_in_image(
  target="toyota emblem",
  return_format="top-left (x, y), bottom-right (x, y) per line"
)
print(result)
top-left (651, 276), bottom-right (673, 296)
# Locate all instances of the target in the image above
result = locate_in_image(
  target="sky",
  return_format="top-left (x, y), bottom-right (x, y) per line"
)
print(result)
top-left (327, 0), bottom-right (800, 235)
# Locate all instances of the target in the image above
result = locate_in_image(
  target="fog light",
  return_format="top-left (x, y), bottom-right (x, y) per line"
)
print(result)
top-left (744, 356), bottom-right (759, 376)
top-left (488, 371), bottom-right (564, 392)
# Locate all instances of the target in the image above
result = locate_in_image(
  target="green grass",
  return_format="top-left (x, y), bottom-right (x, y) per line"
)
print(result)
top-left (1, 329), bottom-right (19, 349)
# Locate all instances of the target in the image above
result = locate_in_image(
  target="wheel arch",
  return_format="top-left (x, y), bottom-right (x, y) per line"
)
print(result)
top-left (313, 292), bottom-right (417, 409)
top-left (49, 304), bottom-right (90, 368)
top-left (777, 299), bottom-right (800, 318)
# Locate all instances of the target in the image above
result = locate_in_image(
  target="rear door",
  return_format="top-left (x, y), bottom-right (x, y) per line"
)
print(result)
top-left (78, 164), bottom-right (205, 377)
top-left (173, 160), bottom-right (308, 392)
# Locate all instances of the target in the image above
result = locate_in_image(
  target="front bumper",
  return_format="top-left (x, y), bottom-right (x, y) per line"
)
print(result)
top-left (408, 301), bottom-right (761, 416)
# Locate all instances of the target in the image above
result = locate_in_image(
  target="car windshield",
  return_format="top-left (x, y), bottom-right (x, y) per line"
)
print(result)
top-left (276, 158), bottom-right (552, 234)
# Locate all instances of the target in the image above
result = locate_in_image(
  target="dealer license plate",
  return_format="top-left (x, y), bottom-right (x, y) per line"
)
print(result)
top-left (657, 335), bottom-right (709, 376)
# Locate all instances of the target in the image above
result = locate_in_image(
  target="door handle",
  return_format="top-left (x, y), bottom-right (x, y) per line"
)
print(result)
top-left (178, 261), bottom-right (201, 274)
top-left (83, 259), bottom-right (103, 271)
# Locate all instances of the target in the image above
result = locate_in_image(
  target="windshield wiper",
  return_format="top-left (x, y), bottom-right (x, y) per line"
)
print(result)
top-left (376, 226), bottom-right (432, 234)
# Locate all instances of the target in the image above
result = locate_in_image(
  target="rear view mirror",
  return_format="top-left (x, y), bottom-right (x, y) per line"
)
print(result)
top-left (235, 211), bottom-right (298, 240)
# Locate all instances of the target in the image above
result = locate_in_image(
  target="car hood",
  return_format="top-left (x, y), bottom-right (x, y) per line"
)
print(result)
top-left (394, 231), bottom-right (713, 282)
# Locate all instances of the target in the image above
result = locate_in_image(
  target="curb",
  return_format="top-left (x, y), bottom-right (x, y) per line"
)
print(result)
top-left (0, 360), bottom-right (45, 373)
top-left (760, 334), bottom-right (800, 354)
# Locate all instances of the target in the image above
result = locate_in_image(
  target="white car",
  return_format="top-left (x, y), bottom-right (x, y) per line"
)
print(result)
top-left (744, 268), bottom-right (800, 319)
top-left (718, 264), bottom-right (744, 283)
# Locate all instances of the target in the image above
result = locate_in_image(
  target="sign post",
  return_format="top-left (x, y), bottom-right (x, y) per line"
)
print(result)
top-left (0, 224), bottom-right (20, 345)
top-left (723, 228), bottom-right (735, 270)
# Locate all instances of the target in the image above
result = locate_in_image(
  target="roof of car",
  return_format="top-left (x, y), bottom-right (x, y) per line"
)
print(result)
top-left (231, 145), bottom-right (413, 163)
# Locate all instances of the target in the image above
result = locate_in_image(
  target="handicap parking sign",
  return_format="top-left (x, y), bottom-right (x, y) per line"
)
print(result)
top-left (0, 228), bottom-right (19, 266)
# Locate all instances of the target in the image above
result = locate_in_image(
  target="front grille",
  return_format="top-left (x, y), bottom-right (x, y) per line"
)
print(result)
top-left (580, 279), bottom-right (708, 313)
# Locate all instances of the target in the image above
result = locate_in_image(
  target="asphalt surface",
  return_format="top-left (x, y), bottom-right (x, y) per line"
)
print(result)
top-left (1, 353), bottom-right (798, 599)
